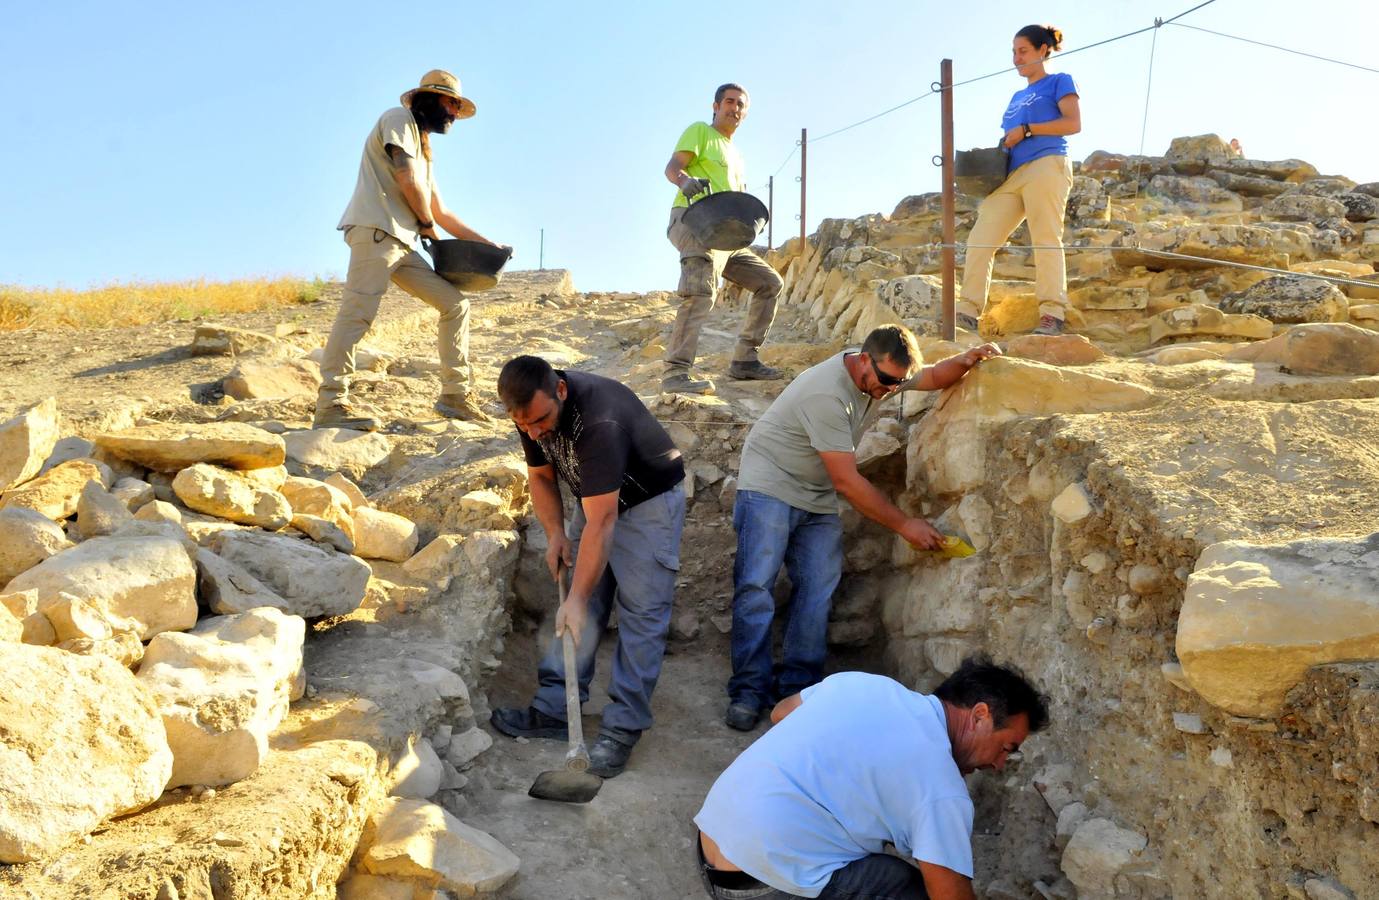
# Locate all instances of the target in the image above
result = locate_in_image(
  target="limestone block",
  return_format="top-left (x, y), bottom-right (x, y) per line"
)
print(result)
top-left (1177, 535), bottom-right (1379, 717)
top-left (1166, 134), bottom-right (1233, 162)
top-left (403, 535), bottom-right (466, 581)
top-left (855, 430), bottom-right (903, 472)
top-left (353, 507), bottom-right (420, 562)
top-left (1220, 276), bottom-right (1348, 324)
top-left (359, 798), bottom-right (519, 894)
top-left (194, 547), bottom-right (289, 615)
top-left (6, 534), bottom-right (197, 640)
top-left (0, 398), bottom-right (60, 493)
top-left (95, 421), bottom-right (286, 471)
top-left (209, 530), bottom-right (371, 617)
top-left (446, 726), bottom-right (493, 769)
top-left (1128, 564), bottom-right (1161, 595)
top-left (326, 472), bottom-right (370, 508)
top-left (58, 630), bottom-right (145, 669)
top-left (76, 480), bottom-right (134, 538)
top-left (0, 590), bottom-right (56, 646)
top-left (1225, 322), bottom-right (1379, 376)
top-left (1055, 802), bottom-right (1090, 850)
top-left (134, 499), bottom-right (183, 524)
top-left (172, 463), bottom-right (292, 529)
top-left (0, 506), bottom-right (72, 584)
top-left (0, 604), bottom-right (21, 642)
top-left (1051, 484), bottom-right (1093, 524)
top-left (923, 637), bottom-right (976, 676)
top-left (1147, 174), bottom-right (1242, 212)
top-left (906, 560), bottom-right (986, 635)
top-left (0, 458), bottom-right (112, 520)
top-left (1005, 334), bottom-right (1106, 366)
top-left (1061, 818), bottom-right (1148, 897)
top-left (1304, 876), bottom-right (1356, 900)
top-left (0, 643), bottom-right (172, 863)
top-left (291, 514), bottom-right (355, 554)
top-left (1148, 303), bottom-right (1273, 345)
top-left (111, 476), bottom-right (155, 511)
top-left (44, 592), bottom-right (134, 642)
top-left (280, 476), bottom-right (355, 536)
top-left (1338, 192), bottom-right (1379, 222)
top-left (138, 607), bottom-right (305, 788)
top-left (390, 739), bottom-right (444, 800)
top-left (234, 463), bottom-right (289, 491)
top-left (911, 358), bottom-right (1155, 496)
top-left (283, 428), bottom-right (392, 481)
top-left (1351, 304), bottom-right (1379, 322)
top-left (878, 273), bottom-right (942, 323)
top-left (1263, 193), bottom-right (1348, 224)
top-left (459, 489), bottom-right (506, 517)
top-left (306, 344), bottom-right (392, 372)
top-left (222, 358), bottom-right (321, 401)
top-left (190, 324), bottom-right (288, 357)
top-left (1069, 285), bottom-right (1147, 311)
top-left (337, 874), bottom-right (416, 900)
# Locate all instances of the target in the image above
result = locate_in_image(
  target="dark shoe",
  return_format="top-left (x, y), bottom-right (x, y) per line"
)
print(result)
top-left (490, 706), bottom-right (568, 741)
top-left (662, 372), bottom-right (715, 395)
top-left (435, 393), bottom-right (494, 423)
top-left (724, 701), bottom-right (761, 732)
top-left (1033, 314), bottom-right (1066, 336)
top-left (312, 400), bottom-right (381, 432)
top-left (587, 734), bottom-right (634, 778)
top-left (956, 312), bottom-right (981, 331)
top-left (727, 360), bottom-right (784, 381)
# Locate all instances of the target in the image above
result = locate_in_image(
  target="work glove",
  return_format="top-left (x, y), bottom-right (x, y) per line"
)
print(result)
top-left (679, 177), bottom-right (710, 199)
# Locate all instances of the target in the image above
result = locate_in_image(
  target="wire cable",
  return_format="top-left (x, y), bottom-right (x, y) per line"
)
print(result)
top-left (1167, 22), bottom-right (1379, 75)
top-left (1137, 22), bottom-right (1161, 158)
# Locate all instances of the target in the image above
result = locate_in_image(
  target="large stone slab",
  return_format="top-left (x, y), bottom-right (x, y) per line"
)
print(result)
top-left (0, 642), bottom-right (172, 863)
top-left (222, 358), bottom-right (321, 401)
top-left (5, 534), bottom-right (197, 640)
top-left (353, 507), bottom-right (419, 562)
top-left (95, 422), bottom-right (286, 472)
top-left (358, 797), bottom-right (519, 894)
top-left (1177, 535), bottom-right (1379, 716)
top-left (194, 547), bottom-right (289, 615)
top-left (209, 530), bottom-right (371, 617)
top-left (138, 607), bottom-right (305, 787)
top-left (280, 475), bottom-right (355, 540)
top-left (283, 428), bottom-right (392, 481)
top-left (1219, 275), bottom-right (1348, 324)
top-left (0, 398), bottom-right (60, 493)
top-left (0, 506), bottom-right (72, 585)
top-left (1225, 322), bottom-right (1379, 376)
top-left (1148, 303), bottom-right (1274, 345)
top-left (0, 458), bottom-right (112, 520)
top-left (1061, 818), bottom-right (1149, 897)
top-left (172, 463), bottom-right (292, 529)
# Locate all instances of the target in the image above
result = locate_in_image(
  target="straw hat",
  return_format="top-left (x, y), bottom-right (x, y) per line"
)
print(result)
top-left (401, 69), bottom-right (476, 119)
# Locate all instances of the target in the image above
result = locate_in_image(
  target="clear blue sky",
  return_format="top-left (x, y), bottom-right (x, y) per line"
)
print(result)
top-left (2, 0), bottom-right (1375, 293)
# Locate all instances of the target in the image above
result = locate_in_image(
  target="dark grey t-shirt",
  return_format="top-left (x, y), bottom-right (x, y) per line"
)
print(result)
top-left (518, 371), bottom-right (684, 512)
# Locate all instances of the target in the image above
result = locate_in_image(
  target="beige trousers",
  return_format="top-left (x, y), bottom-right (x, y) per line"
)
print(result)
top-left (664, 207), bottom-right (783, 374)
top-left (957, 154), bottom-right (1074, 321)
top-left (318, 226), bottom-right (471, 405)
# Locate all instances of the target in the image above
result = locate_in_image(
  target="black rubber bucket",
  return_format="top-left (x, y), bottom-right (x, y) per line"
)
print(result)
top-left (422, 238), bottom-right (513, 291)
top-left (955, 147), bottom-right (1009, 197)
top-left (681, 191), bottom-right (770, 251)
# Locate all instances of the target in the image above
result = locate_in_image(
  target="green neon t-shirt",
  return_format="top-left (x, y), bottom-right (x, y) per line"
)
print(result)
top-left (671, 121), bottom-right (746, 209)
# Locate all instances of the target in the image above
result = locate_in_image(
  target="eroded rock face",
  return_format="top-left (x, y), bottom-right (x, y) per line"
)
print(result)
top-left (138, 607), bottom-right (305, 788)
top-left (1227, 322), bottom-right (1379, 376)
top-left (1177, 535), bottom-right (1379, 717)
top-left (208, 530), bottom-right (371, 618)
top-left (0, 642), bottom-right (172, 863)
top-left (357, 798), bottom-right (519, 894)
top-left (95, 422), bottom-right (286, 472)
top-left (5, 534), bottom-right (197, 640)
top-left (0, 398), bottom-right (60, 493)
top-left (1219, 276), bottom-right (1348, 324)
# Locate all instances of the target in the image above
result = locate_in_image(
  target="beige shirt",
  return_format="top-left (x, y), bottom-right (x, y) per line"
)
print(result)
top-left (337, 106), bottom-right (435, 245)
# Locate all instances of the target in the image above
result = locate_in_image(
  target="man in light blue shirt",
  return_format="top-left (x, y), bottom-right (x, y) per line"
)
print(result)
top-left (695, 657), bottom-right (1049, 899)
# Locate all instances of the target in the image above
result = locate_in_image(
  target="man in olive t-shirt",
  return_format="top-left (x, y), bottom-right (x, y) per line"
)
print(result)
top-left (661, 83), bottom-right (784, 395)
top-left (724, 324), bottom-right (1001, 731)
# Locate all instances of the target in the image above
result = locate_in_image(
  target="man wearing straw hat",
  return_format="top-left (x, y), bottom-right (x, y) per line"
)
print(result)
top-left (316, 69), bottom-right (507, 431)
top-left (662, 83), bottom-right (785, 395)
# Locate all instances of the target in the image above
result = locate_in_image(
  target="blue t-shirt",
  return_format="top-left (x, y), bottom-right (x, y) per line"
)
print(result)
top-left (694, 672), bottom-right (974, 897)
top-left (1003, 72), bottom-right (1077, 173)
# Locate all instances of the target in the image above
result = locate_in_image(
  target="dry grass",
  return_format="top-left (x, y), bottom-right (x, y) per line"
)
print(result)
top-left (0, 277), bottom-right (326, 332)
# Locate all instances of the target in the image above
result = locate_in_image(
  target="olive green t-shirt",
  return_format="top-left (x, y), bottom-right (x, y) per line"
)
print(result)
top-left (337, 106), bottom-right (436, 245)
top-left (670, 121), bottom-right (746, 209)
top-left (736, 352), bottom-right (875, 514)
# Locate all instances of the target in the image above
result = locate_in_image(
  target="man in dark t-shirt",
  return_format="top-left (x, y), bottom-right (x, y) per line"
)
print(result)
top-left (489, 355), bottom-right (686, 778)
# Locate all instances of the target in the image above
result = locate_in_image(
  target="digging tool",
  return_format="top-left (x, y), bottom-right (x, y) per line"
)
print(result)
top-left (527, 567), bottom-right (603, 804)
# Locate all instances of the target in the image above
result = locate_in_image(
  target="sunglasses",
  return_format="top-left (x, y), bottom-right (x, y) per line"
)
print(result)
top-left (868, 353), bottom-right (906, 387)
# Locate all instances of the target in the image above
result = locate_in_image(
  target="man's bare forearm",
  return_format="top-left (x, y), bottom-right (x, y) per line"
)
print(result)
top-left (529, 472), bottom-right (565, 541)
top-left (835, 471), bottom-right (908, 534)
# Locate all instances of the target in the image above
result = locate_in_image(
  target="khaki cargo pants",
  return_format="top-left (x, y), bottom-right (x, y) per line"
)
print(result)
top-left (664, 207), bottom-right (783, 375)
top-left (958, 154), bottom-right (1074, 322)
top-left (318, 226), bottom-right (472, 406)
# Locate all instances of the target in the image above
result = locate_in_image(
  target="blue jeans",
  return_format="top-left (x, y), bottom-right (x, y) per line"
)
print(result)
top-left (698, 841), bottom-right (929, 899)
top-left (532, 484), bottom-right (685, 741)
top-left (728, 490), bottom-right (844, 711)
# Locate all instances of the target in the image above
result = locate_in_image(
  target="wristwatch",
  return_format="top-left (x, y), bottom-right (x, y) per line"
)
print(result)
top-left (1022, 124), bottom-right (1034, 140)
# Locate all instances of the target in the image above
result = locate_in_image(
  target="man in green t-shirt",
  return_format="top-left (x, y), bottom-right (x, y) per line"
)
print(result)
top-left (662, 84), bottom-right (784, 395)
top-left (724, 324), bottom-right (1001, 731)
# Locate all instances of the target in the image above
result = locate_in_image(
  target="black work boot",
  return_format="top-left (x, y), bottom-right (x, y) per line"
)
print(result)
top-left (490, 706), bottom-right (568, 741)
top-left (587, 732), bottom-right (638, 778)
top-left (724, 701), bottom-right (762, 732)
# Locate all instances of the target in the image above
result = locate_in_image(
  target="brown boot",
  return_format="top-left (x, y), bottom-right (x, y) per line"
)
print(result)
top-left (435, 393), bottom-right (494, 423)
top-left (313, 399), bottom-right (382, 432)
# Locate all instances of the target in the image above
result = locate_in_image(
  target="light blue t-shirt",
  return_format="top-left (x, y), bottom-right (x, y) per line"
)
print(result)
top-left (694, 672), bottom-right (974, 897)
top-left (1003, 72), bottom-right (1077, 173)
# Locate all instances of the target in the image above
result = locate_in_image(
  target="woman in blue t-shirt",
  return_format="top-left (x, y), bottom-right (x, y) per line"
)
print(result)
top-left (957, 24), bottom-right (1081, 336)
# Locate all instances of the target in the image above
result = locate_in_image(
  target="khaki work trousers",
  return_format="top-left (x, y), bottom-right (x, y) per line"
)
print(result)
top-left (319, 226), bottom-right (471, 405)
top-left (664, 207), bottom-right (783, 375)
top-left (958, 154), bottom-right (1074, 321)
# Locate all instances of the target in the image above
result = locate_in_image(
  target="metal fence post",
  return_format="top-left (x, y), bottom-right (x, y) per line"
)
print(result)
top-left (940, 60), bottom-right (956, 341)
